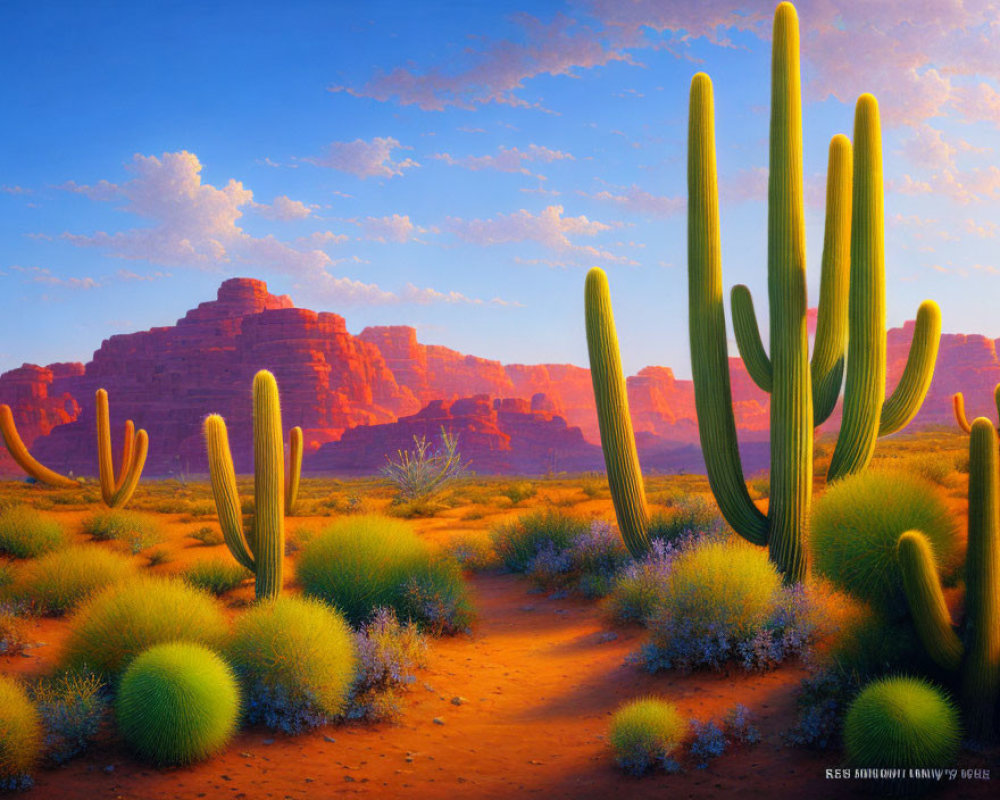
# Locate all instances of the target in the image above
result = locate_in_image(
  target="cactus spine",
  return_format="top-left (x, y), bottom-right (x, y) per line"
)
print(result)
top-left (205, 370), bottom-right (285, 601)
top-left (585, 3), bottom-right (941, 582)
top-left (898, 417), bottom-right (1000, 740)
top-left (0, 404), bottom-right (80, 488)
top-left (285, 426), bottom-right (302, 516)
top-left (96, 389), bottom-right (148, 508)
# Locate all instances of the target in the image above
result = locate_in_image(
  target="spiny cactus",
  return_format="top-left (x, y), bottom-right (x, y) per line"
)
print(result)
top-left (96, 389), bottom-right (148, 508)
top-left (898, 417), bottom-right (1000, 741)
top-left (586, 2), bottom-right (940, 581)
top-left (0, 404), bottom-right (80, 488)
top-left (204, 370), bottom-right (286, 601)
top-left (953, 383), bottom-right (1000, 434)
top-left (286, 426), bottom-right (302, 516)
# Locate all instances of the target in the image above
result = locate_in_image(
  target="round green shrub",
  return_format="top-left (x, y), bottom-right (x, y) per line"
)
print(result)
top-left (844, 676), bottom-right (960, 769)
top-left (609, 697), bottom-right (687, 775)
top-left (490, 509), bottom-right (588, 572)
top-left (298, 514), bottom-right (471, 629)
top-left (61, 576), bottom-right (229, 678)
top-left (13, 545), bottom-right (136, 615)
top-left (116, 642), bottom-right (240, 765)
top-left (811, 470), bottom-right (959, 617)
top-left (227, 595), bottom-right (356, 732)
top-left (83, 510), bottom-right (163, 554)
top-left (0, 505), bottom-right (65, 559)
top-left (667, 539), bottom-right (781, 640)
top-left (0, 675), bottom-right (42, 789)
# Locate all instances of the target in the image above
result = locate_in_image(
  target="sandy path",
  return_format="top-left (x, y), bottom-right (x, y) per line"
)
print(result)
top-left (23, 571), bottom-right (997, 800)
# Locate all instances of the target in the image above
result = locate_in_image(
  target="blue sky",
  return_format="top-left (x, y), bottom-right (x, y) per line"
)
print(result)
top-left (3, 1), bottom-right (1000, 378)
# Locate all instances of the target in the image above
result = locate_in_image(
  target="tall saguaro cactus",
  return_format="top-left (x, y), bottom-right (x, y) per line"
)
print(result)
top-left (0, 404), bottom-right (80, 488)
top-left (585, 3), bottom-right (941, 582)
top-left (204, 370), bottom-right (286, 601)
top-left (898, 417), bottom-right (1000, 741)
top-left (96, 389), bottom-right (149, 508)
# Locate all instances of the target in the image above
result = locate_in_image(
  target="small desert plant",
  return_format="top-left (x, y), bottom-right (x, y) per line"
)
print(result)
top-left (688, 719), bottom-right (727, 768)
top-left (446, 534), bottom-right (498, 572)
top-left (227, 595), bottom-right (356, 733)
top-left (748, 471), bottom-right (770, 499)
top-left (647, 496), bottom-right (726, 545)
top-left (83, 509), bottom-right (164, 554)
top-left (491, 509), bottom-right (589, 573)
top-left (810, 469), bottom-right (958, 618)
top-left (12, 545), bottom-right (136, 615)
top-left (609, 697), bottom-right (687, 776)
top-left (145, 548), bottom-right (171, 566)
top-left (603, 539), bottom-right (680, 625)
top-left (0, 506), bottom-right (65, 558)
top-left (525, 519), bottom-right (629, 597)
top-left (0, 676), bottom-right (42, 790)
top-left (381, 428), bottom-right (467, 502)
top-left (348, 607), bottom-right (428, 721)
top-left (183, 559), bottom-right (252, 596)
top-left (844, 676), bottom-right (960, 772)
top-left (298, 515), bottom-right (472, 631)
top-left (902, 453), bottom-right (954, 487)
top-left (500, 481), bottom-right (537, 505)
top-left (116, 642), bottom-right (240, 765)
top-left (31, 671), bottom-right (107, 765)
top-left (188, 526), bottom-right (223, 546)
top-left (60, 576), bottom-right (229, 679)
top-left (398, 560), bottom-right (475, 635)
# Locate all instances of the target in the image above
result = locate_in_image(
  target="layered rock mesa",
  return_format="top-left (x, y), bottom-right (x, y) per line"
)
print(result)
top-left (0, 275), bottom-right (992, 477)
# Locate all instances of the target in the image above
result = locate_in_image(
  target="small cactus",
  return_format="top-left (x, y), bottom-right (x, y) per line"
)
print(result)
top-left (205, 370), bottom-right (286, 601)
top-left (96, 389), bottom-right (148, 508)
top-left (0, 404), bottom-right (80, 488)
top-left (952, 383), bottom-right (1000, 435)
top-left (286, 426), bottom-right (302, 516)
top-left (898, 417), bottom-right (1000, 740)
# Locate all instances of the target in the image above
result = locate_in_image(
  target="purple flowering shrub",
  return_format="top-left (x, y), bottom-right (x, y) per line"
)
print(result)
top-left (347, 608), bottom-right (428, 721)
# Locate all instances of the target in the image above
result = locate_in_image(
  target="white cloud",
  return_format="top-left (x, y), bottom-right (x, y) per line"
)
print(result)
top-left (586, 184), bottom-right (684, 217)
top-left (432, 144), bottom-right (573, 178)
top-left (254, 195), bottom-right (312, 221)
top-left (360, 214), bottom-right (425, 243)
top-left (305, 136), bottom-right (418, 179)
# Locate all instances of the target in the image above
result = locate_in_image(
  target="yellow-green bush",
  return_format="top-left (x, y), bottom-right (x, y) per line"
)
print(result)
top-left (13, 545), bottom-right (136, 615)
top-left (609, 697), bottom-right (687, 775)
top-left (0, 675), bottom-right (42, 790)
top-left (0, 506), bottom-right (65, 559)
top-left (61, 576), bottom-right (229, 679)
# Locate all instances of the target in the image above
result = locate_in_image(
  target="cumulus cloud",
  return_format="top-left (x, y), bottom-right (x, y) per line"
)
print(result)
top-left (60, 150), bottom-right (502, 307)
top-left (305, 136), bottom-right (418, 179)
top-left (359, 214), bottom-right (426, 243)
top-left (446, 204), bottom-right (633, 264)
top-left (585, 184), bottom-right (685, 217)
top-left (254, 195), bottom-right (312, 221)
top-left (432, 144), bottom-right (573, 178)
top-left (892, 165), bottom-right (1000, 204)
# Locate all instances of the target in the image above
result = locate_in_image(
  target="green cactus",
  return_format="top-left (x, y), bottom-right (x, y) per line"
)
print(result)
top-left (953, 383), bottom-right (1000, 434)
top-left (586, 2), bottom-right (940, 582)
top-left (96, 389), bottom-right (149, 509)
top-left (285, 426), bottom-right (302, 516)
top-left (204, 370), bottom-right (286, 601)
top-left (898, 417), bottom-right (1000, 741)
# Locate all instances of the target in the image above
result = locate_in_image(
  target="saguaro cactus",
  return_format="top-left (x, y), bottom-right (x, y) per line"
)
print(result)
top-left (953, 384), bottom-right (1000, 434)
top-left (96, 389), bottom-right (148, 508)
top-left (0, 404), bottom-right (80, 488)
top-left (586, 3), bottom-right (940, 582)
top-left (898, 417), bottom-right (1000, 741)
top-left (204, 370), bottom-right (286, 601)
top-left (285, 426), bottom-right (302, 516)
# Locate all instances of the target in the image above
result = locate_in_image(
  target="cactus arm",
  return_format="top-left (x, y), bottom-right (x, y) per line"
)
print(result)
top-left (897, 530), bottom-right (964, 673)
top-left (878, 300), bottom-right (942, 436)
top-left (285, 426), bottom-right (302, 516)
top-left (687, 72), bottom-right (768, 547)
top-left (961, 418), bottom-right (1000, 740)
top-left (585, 267), bottom-right (651, 557)
top-left (731, 285), bottom-right (773, 392)
top-left (811, 135), bottom-right (852, 425)
top-left (96, 389), bottom-right (115, 506)
top-left (0, 404), bottom-right (80, 488)
top-left (204, 414), bottom-right (255, 572)
top-left (827, 95), bottom-right (885, 482)
top-left (764, 0), bottom-right (811, 583)
top-left (953, 393), bottom-right (973, 433)
top-left (994, 383), bottom-right (1000, 427)
top-left (115, 420), bottom-right (135, 493)
top-left (109, 429), bottom-right (148, 509)
top-left (251, 370), bottom-right (285, 601)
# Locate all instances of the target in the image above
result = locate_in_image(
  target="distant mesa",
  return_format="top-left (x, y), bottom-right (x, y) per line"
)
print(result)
top-left (0, 276), bottom-right (989, 477)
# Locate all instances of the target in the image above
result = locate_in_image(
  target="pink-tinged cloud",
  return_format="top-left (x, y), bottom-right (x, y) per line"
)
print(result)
top-left (306, 137), bottom-right (418, 179)
top-left (433, 144), bottom-right (574, 177)
top-left (329, 13), bottom-right (633, 111)
top-left (360, 214), bottom-right (424, 243)
top-left (893, 165), bottom-right (1000, 205)
top-left (587, 185), bottom-right (685, 217)
top-left (254, 195), bottom-right (312, 221)
top-left (964, 218), bottom-right (999, 238)
top-left (446, 204), bottom-right (634, 264)
top-left (60, 150), bottom-right (504, 308)
top-left (11, 265), bottom-right (99, 290)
